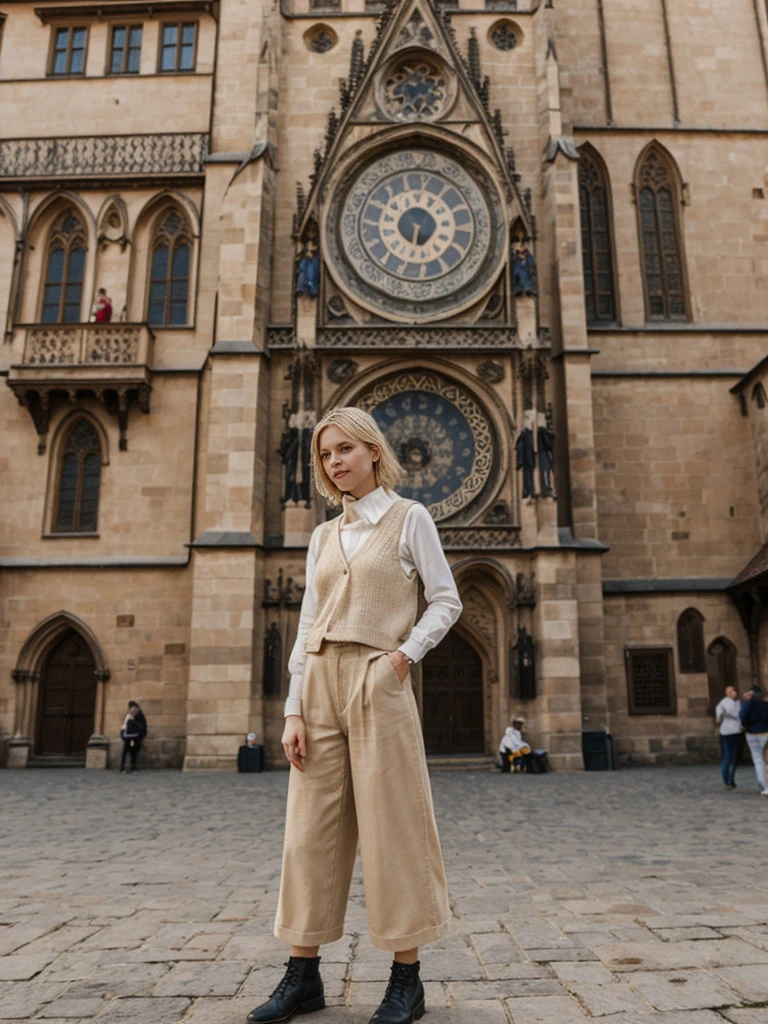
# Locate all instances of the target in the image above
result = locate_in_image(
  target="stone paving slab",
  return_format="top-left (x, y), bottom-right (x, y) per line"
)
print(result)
top-left (1, 766), bottom-right (767, 1023)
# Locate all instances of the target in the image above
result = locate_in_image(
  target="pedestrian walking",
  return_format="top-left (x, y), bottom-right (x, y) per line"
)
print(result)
top-left (247, 406), bottom-right (462, 1024)
top-left (715, 685), bottom-right (743, 789)
top-left (119, 700), bottom-right (147, 774)
top-left (739, 686), bottom-right (768, 796)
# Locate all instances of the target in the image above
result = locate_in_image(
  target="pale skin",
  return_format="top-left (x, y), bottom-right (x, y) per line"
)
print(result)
top-left (281, 424), bottom-right (418, 966)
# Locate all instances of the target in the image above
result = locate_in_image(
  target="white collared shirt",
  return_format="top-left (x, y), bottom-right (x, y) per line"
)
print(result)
top-left (715, 696), bottom-right (743, 736)
top-left (284, 485), bottom-right (462, 717)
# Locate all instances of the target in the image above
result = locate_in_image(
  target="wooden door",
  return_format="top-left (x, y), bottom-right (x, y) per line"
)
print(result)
top-left (422, 630), bottom-right (484, 754)
top-left (36, 630), bottom-right (97, 755)
top-left (706, 637), bottom-right (737, 714)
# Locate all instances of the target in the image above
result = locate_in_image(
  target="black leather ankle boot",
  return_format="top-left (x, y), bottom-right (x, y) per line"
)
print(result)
top-left (368, 960), bottom-right (425, 1024)
top-left (246, 956), bottom-right (325, 1023)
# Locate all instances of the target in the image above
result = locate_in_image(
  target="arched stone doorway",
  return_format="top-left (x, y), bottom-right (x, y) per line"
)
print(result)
top-left (9, 611), bottom-right (110, 768)
top-left (35, 629), bottom-right (97, 756)
top-left (422, 629), bottom-right (484, 754)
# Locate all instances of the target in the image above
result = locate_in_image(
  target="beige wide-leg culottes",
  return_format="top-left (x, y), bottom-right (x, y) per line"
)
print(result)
top-left (274, 640), bottom-right (451, 952)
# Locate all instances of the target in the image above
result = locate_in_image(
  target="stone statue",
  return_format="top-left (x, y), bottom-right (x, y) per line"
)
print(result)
top-left (262, 621), bottom-right (283, 696)
top-left (278, 403), bottom-right (301, 504)
top-left (516, 625), bottom-right (536, 700)
top-left (515, 410), bottom-right (536, 499)
top-left (296, 241), bottom-right (320, 298)
top-left (512, 241), bottom-right (537, 297)
top-left (537, 410), bottom-right (555, 498)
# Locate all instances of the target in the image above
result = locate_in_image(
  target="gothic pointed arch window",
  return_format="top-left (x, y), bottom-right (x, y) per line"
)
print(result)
top-left (635, 146), bottom-right (688, 321)
top-left (54, 418), bottom-right (102, 533)
top-left (578, 148), bottom-right (617, 324)
top-left (677, 607), bottom-right (705, 673)
top-left (41, 211), bottom-right (87, 323)
top-left (147, 208), bottom-right (191, 326)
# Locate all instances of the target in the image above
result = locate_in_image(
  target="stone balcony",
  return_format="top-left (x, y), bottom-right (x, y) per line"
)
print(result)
top-left (6, 323), bottom-right (154, 453)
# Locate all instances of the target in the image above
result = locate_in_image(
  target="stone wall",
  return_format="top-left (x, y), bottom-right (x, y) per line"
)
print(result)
top-left (603, 592), bottom-right (750, 764)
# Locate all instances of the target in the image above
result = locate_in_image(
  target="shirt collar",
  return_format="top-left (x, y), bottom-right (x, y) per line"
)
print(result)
top-left (341, 485), bottom-right (396, 526)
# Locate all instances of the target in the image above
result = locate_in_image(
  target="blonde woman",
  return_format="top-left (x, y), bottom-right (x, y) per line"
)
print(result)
top-left (247, 407), bottom-right (462, 1024)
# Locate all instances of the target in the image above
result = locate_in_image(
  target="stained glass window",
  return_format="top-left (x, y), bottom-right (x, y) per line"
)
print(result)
top-left (637, 149), bottom-right (687, 321)
top-left (55, 419), bottom-right (101, 533)
top-left (147, 210), bottom-right (190, 325)
top-left (579, 151), bottom-right (616, 323)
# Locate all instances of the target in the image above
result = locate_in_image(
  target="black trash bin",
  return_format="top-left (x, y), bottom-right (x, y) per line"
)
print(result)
top-left (582, 730), bottom-right (615, 771)
top-left (238, 744), bottom-right (264, 773)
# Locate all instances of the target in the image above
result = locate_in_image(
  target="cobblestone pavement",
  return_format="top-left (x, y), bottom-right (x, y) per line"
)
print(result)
top-left (1, 766), bottom-right (768, 1024)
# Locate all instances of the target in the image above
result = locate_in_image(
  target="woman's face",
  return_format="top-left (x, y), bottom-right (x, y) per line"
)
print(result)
top-left (318, 425), bottom-right (379, 497)
top-left (725, 686), bottom-right (738, 700)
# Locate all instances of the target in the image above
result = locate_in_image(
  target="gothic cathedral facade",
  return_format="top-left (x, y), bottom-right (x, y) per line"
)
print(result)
top-left (1, 0), bottom-right (768, 770)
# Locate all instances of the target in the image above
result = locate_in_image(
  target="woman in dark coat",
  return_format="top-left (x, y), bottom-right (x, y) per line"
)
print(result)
top-left (120, 700), bottom-right (147, 773)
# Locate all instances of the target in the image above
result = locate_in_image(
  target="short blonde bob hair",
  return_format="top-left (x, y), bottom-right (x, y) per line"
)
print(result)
top-left (310, 406), bottom-right (405, 505)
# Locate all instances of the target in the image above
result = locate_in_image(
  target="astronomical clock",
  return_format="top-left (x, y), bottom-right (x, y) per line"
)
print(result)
top-left (289, 0), bottom-right (534, 527)
top-left (323, 148), bottom-right (507, 323)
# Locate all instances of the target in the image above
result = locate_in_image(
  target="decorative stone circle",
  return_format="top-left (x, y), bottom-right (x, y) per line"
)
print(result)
top-left (381, 58), bottom-right (447, 121)
top-left (304, 24), bottom-right (338, 54)
top-left (489, 20), bottom-right (520, 51)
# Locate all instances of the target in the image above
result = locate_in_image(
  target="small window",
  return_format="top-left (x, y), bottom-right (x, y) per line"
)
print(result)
top-left (159, 22), bottom-right (197, 72)
top-left (626, 647), bottom-right (677, 715)
top-left (677, 608), bottom-right (705, 673)
top-left (50, 26), bottom-right (88, 76)
top-left (109, 25), bottom-right (142, 74)
top-left (54, 419), bottom-right (102, 533)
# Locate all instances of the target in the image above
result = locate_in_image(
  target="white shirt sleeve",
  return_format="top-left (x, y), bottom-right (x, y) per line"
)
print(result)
top-left (396, 503), bottom-right (463, 664)
top-left (284, 527), bottom-right (320, 718)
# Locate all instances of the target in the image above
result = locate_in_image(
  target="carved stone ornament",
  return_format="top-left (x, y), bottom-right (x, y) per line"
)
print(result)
top-left (323, 148), bottom-right (506, 323)
top-left (263, 568), bottom-right (306, 609)
top-left (357, 369), bottom-right (495, 521)
top-left (477, 359), bottom-right (504, 384)
top-left (483, 499), bottom-right (512, 524)
top-left (327, 358), bottom-right (359, 384)
top-left (0, 134), bottom-right (209, 179)
top-left (438, 525), bottom-right (521, 549)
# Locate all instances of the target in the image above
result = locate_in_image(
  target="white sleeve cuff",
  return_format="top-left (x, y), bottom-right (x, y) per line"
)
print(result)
top-left (397, 639), bottom-right (422, 663)
top-left (284, 698), bottom-right (303, 718)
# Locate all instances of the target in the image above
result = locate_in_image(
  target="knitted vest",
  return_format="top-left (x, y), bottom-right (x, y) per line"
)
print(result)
top-left (305, 498), bottom-right (419, 653)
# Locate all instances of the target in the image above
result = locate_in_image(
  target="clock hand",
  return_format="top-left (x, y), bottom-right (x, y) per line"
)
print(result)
top-left (411, 222), bottom-right (420, 246)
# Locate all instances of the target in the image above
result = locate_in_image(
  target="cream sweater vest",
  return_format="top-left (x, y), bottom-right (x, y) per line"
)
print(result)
top-left (305, 498), bottom-right (420, 653)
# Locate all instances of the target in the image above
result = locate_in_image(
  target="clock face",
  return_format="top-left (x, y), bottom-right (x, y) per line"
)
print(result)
top-left (360, 170), bottom-right (476, 283)
top-left (358, 372), bottom-right (494, 521)
top-left (324, 149), bottom-right (506, 322)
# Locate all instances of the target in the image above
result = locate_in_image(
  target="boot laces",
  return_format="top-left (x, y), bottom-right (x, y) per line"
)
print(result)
top-left (386, 962), bottom-right (414, 1003)
top-left (272, 959), bottom-right (301, 1000)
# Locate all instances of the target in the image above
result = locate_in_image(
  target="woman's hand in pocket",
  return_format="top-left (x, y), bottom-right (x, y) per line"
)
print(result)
top-left (386, 650), bottom-right (411, 683)
top-left (282, 715), bottom-right (307, 771)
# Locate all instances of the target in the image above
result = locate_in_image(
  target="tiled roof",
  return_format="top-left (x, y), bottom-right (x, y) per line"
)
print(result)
top-left (728, 542), bottom-right (768, 590)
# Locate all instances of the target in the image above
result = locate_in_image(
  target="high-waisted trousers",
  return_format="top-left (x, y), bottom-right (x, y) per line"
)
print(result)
top-left (274, 640), bottom-right (451, 952)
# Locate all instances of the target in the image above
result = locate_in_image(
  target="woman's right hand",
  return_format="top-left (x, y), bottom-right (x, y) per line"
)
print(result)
top-left (282, 715), bottom-right (307, 771)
